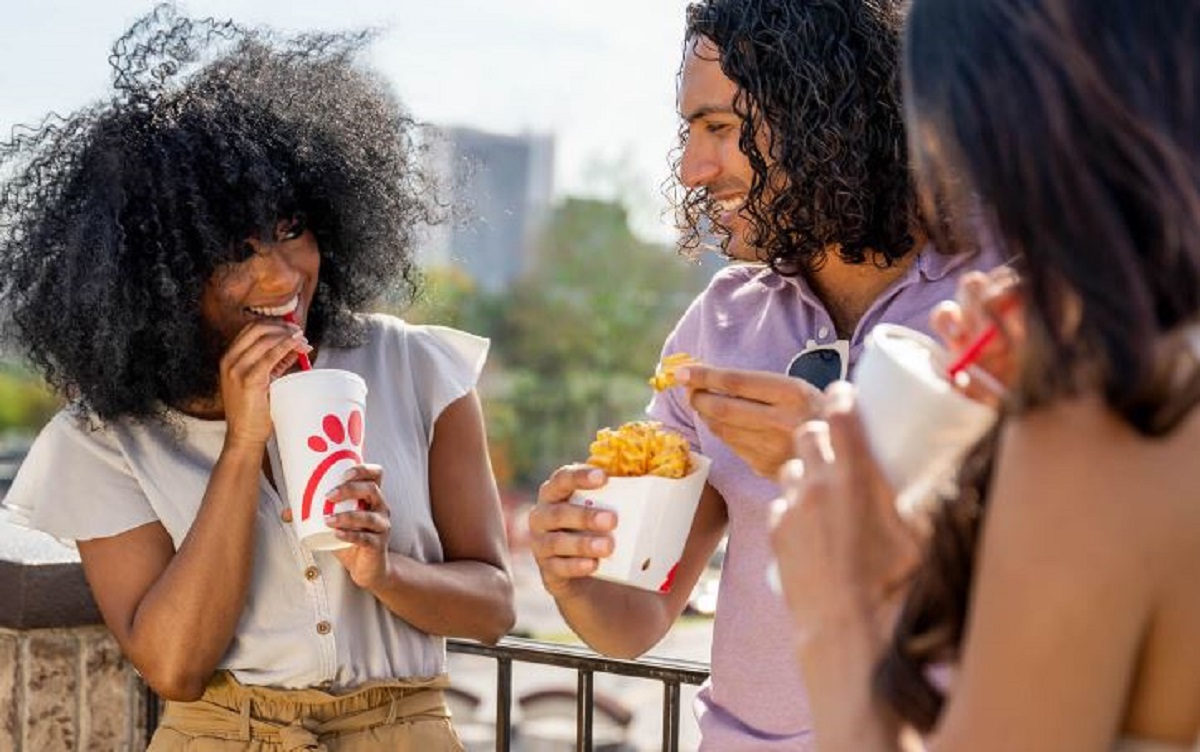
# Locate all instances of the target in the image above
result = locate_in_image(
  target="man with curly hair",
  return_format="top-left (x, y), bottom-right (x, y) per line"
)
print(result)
top-left (529, 1), bottom-right (1005, 749)
top-left (1, 8), bottom-right (513, 749)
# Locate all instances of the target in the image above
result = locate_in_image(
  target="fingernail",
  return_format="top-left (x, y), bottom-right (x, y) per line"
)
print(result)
top-left (780, 458), bottom-right (805, 487)
top-left (825, 382), bottom-right (854, 411)
top-left (594, 511), bottom-right (616, 530)
top-left (589, 537), bottom-right (608, 554)
top-left (324, 515), bottom-right (336, 526)
top-left (766, 560), bottom-right (783, 595)
top-left (339, 469), bottom-right (357, 483)
top-left (586, 469), bottom-right (605, 484)
top-left (769, 497), bottom-right (789, 522)
top-left (291, 330), bottom-right (306, 339)
top-left (674, 366), bottom-right (691, 384)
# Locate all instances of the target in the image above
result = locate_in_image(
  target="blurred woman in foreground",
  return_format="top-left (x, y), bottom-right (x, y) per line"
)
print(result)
top-left (770, 0), bottom-right (1200, 750)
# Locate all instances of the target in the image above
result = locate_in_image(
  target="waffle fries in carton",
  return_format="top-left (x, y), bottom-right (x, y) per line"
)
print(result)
top-left (571, 417), bottom-right (711, 592)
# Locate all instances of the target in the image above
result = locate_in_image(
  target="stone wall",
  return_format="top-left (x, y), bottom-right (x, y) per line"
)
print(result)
top-left (0, 626), bottom-right (149, 751)
top-left (1, 509), bottom-right (153, 751)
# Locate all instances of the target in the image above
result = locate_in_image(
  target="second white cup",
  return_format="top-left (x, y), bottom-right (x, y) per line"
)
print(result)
top-left (852, 324), bottom-right (999, 515)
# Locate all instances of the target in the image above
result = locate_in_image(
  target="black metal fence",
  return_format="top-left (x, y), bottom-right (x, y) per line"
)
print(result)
top-left (449, 636), bottom-right (709, 752)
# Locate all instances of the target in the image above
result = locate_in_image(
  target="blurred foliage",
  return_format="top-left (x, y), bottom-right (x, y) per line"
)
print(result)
top-left (405, 197), bottom-right (711, 488)
top-left (0, 362), bottom-right (62, 435)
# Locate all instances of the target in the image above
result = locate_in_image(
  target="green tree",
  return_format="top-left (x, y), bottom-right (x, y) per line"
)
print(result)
top-left (488, 198), bottom-right (709, 487)
top-left (392, 197), bottom-right (715, 490)
top-left (0, 362), bottom-right (62, 436)
top-left (401, 265), bottom-right (502, 335)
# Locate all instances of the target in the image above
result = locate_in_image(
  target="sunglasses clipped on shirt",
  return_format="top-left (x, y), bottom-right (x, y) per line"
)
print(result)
top-left (786, 338), bottom-right (850, 390)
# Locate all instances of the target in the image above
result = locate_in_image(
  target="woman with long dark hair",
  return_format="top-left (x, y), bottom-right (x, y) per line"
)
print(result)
top-left (770, 0), bottom-right (1200, 749)
top-left (2, 8), bottom-right (513, 749)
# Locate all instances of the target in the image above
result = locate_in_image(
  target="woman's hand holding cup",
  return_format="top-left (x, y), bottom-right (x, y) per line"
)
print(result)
top-left (930, 267), bottom-right (1024, 404)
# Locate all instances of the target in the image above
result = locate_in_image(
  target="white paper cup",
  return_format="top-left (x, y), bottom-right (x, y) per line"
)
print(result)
top-left (568, 453), bottom-right (711, 592)
top-left (269, 369), bottom-right (368, 550)
top-left (852, 324), bottom-right (998, 515)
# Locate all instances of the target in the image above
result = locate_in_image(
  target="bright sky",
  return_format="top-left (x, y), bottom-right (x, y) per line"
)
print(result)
top-left (0, 0), bottom-right (694, 241)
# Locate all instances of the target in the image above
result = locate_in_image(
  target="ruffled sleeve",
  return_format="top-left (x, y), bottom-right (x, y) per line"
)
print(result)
top-left (4, 411), bottom-right (157, 542)
top-left (404, 324), bottom-right (490, 436)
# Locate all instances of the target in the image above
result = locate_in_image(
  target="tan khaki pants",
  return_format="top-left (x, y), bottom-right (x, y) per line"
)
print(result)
top-left (147, 671), bottom-right (465, 751)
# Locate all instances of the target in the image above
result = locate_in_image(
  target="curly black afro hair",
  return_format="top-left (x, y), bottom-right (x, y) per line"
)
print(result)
top-left (0, 6), bottom-right (435, 422)
top-left (673, 0), bottom-right (918, 273)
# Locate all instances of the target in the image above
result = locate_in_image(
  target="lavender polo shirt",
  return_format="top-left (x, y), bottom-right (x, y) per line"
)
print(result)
top-left (647, 245), bottom-right (1004, 751)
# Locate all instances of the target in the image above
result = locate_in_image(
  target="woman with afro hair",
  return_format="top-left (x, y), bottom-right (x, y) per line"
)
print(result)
top-left (2, 7), bottom-right (513, 749)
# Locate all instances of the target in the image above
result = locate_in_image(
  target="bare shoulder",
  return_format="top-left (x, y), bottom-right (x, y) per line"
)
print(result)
top-left (933, 396), bottom-right (1200, 749)
top-left (994, 393), bottom-right (1200, 580)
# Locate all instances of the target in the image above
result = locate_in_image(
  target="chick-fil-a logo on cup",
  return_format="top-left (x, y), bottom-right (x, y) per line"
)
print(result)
top-left (300, 410), bottom-right (365, 522)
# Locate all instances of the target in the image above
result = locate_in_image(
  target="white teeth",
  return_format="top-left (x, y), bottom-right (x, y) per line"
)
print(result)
top-left (246, 295), bottom-right (299, 318)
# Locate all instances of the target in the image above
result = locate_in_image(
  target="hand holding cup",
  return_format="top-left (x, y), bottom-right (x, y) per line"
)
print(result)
top-left (325, 463), bottom-right (393, 589)
top-left (931, 267), bottom-right (1025, 403)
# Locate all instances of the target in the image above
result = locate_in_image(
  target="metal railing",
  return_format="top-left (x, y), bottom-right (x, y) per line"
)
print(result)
top-left (141, 637), bottom-right (710, 751)
top-left (449, 636), bottom-right (710, 752)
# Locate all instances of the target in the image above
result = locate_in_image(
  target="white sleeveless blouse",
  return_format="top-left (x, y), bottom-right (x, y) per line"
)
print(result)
top-left (5, 314), bottom-right (487, 690)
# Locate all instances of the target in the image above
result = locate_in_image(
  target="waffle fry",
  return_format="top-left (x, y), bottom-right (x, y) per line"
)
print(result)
top-left (587, 420), bottom-right (692, 479)
top-left (648, 352), bottom-right (700, 391)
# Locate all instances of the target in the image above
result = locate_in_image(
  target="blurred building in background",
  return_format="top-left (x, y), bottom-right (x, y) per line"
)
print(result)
top-left (422, 126), bottom-right (556, 293)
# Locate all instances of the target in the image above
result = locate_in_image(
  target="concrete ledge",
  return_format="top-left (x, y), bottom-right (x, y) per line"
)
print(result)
top-left (0, 510), bottom-right (102, 629)
top-left (0, 560), bottom-right (101, 630)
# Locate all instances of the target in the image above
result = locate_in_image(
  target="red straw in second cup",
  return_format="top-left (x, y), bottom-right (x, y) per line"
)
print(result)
top-left (945, 323), bottom-right (998, 379)
top-left (945, 293), bottom-right (1022, 380)
top-left (282, 311), bottom-right (312, 371)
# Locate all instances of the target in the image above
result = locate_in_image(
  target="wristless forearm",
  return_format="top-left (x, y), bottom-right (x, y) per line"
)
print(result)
top-left (795, 604), bottom-right (903, 752)
top-left (129, 442), bottom-right (262, 692)
top-left (554, 581), bottom-right (674, 659)
top-left (369, 556), bottom-right (515, 643)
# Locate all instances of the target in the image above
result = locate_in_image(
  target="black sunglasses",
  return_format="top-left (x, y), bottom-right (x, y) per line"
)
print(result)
top-left (786, 339), bottom-right (849, 390)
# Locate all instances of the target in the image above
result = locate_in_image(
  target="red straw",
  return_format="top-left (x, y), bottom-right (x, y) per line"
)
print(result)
top-left (282, 312), bottom-right (312, 371)
top-left (946, 323), bottom-right (998, 379)
top-left (945, 294), bottom-right (1021, 379)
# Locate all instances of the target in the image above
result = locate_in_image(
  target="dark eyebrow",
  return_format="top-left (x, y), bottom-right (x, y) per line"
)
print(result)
top-left (682, 104), bottom-right (737, 124)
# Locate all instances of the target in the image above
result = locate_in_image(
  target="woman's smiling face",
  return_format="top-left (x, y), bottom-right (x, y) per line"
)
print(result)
top-left (199, 215), bottom-right (321, 355)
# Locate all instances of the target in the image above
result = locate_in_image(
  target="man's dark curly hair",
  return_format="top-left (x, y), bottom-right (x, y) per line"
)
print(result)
top-left (674, 0), bottom-right (918, 273)
top-left (0, 6), bottom-right (434, 422)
